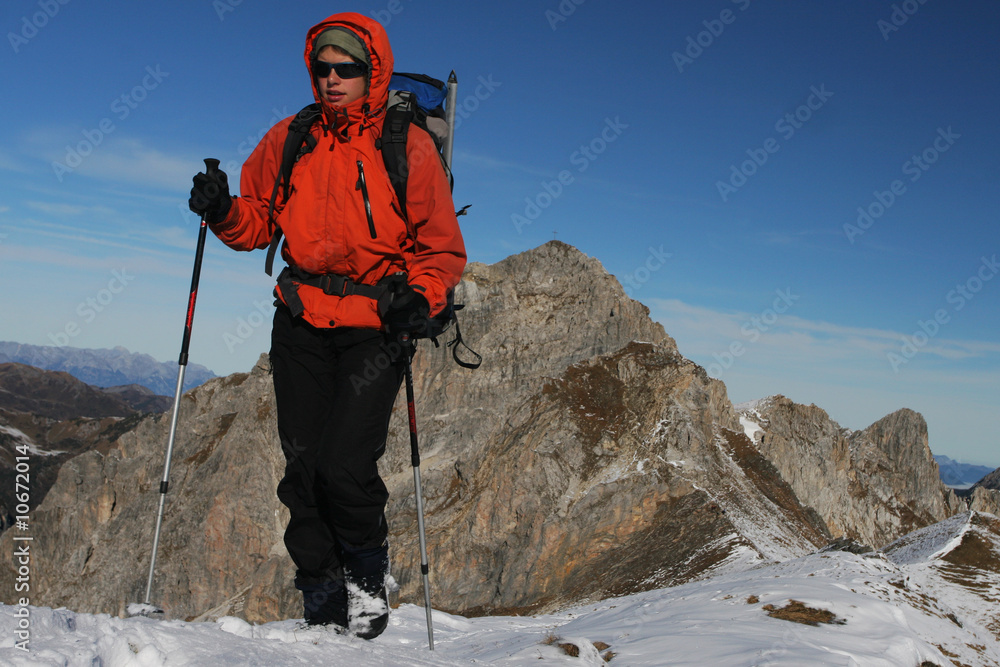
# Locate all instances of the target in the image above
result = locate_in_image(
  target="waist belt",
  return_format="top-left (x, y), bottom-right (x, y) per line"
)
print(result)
top-left (276, 265), bottom-right (390, 318)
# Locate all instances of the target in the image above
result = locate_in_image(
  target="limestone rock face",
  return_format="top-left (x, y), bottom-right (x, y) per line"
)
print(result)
top-left (0, 242), bottom-right (964, 622)
top-left (739, 396), bottom-right (963, 548)
top-left (393, 341), bottom-right (831, 615)
top-left (968, 468), bottom-right (1000, 515)
top-left (969, 486), bottom-right (1000, 516)
top-left (974, 467), bottom-right (1000, 491)
top-left (0, 358), bottom-right (288, 621)
top-left (0, 362), bottom-right (158, 530)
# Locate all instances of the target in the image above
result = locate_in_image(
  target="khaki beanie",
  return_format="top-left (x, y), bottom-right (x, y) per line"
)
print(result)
top-left (311, 27), bottom-right (370, 68)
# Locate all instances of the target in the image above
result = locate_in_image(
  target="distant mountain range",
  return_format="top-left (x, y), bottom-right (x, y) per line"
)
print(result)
top-left (0, 342), bottom-right (216, 396)
top-left (0, 363), bottom-right (172, 420)
top-left (935, 455), bottom-right (995, 487)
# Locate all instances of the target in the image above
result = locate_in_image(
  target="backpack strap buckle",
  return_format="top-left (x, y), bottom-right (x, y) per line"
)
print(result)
top-left (318, 274), bottom-right (350, 296)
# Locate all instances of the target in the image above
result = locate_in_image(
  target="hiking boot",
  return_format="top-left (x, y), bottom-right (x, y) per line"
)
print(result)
top-left (341, 540), bottom-right (390, 640)
top-left (295, 569), bottom-right (348, 630)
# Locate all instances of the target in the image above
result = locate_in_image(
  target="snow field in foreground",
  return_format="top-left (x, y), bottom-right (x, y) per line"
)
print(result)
top-left (1, 549), bottom-right (998, 666)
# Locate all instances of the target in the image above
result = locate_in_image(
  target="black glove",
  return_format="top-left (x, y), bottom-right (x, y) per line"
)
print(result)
top-left (188, 160), bottom-right (232, 223)
top-left (378, 276), bottom-right (430, 335)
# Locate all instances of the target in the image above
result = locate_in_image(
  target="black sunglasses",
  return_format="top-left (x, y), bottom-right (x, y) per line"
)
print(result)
top-left (312, 60), bottom-right (368, 79)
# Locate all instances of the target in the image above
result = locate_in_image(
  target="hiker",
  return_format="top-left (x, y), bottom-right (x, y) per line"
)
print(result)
top-left (187, 12), bottom-right (466, 638)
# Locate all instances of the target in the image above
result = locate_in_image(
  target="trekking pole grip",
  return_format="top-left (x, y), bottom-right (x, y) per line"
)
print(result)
top-left (178, 159), bottom-right (215, 366)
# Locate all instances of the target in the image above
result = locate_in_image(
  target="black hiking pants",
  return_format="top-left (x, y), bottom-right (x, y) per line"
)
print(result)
top-left (270, 304), bottom-right (405, 579)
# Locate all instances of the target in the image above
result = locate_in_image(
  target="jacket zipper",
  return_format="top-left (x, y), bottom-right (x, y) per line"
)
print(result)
top-left (356, 160), bottom-right (377, 240)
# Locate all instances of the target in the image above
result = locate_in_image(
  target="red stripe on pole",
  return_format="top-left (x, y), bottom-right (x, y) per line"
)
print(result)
top-left (186, 291), bottom-right (197, 328)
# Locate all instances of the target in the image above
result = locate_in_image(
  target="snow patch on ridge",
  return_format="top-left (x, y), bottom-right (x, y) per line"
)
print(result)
top-left (0, 424), bottom-right (64, 457)
top-left (883, 511), bottom-right (972, 566)
top-left (739, 415), bottom-right (764, 444)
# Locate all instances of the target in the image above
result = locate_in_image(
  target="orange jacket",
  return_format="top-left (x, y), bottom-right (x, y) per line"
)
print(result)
top-left (210, 13), bottom-right (466, 330)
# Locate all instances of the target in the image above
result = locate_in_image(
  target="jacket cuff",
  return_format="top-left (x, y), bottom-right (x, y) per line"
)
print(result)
top-left (207, 197), bottom-right (237, 233)
top-left (410, 281), bottom-right (446, 318)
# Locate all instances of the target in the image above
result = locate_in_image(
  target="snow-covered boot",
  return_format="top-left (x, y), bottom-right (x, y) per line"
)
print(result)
top-left (341, 540), bottom-right (390, 640)
top-left (295, 569), bottom-right (348, 630)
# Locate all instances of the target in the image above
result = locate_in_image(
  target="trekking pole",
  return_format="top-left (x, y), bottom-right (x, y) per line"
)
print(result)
top-left (400, 332), bottom-right (435, 650)
top-left (140, 158), bottom-right (217, 613)
top-left (442, 71), bottom-right (457, 169)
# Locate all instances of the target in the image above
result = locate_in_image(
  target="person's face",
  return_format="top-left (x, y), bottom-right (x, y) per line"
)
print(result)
top-left (315, 47), bottom-right (367, 108)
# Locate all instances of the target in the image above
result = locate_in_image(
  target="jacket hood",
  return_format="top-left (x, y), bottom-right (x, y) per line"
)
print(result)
top-left (304, 13), bottom-right (394, 131)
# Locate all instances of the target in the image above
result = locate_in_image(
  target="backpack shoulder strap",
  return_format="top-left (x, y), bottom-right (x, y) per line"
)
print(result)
top-left (379, 90), bottom-right (415, 215)
top-left (378, 91), bottom-right (454, 219)
top-left (265, 103), bottom-right (322, 276)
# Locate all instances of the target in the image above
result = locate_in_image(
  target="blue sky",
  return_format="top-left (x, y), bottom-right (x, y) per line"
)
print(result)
top-left (1, 0), bottom-right (997, 466)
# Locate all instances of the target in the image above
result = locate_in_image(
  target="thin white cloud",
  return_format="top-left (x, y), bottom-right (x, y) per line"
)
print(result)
top-left (0, 241), bottom-right (177, 275)
top-left (455, 149), bottom-right (554, 179)
top-left (648, 297), bottom-right (1000, 369)
top-left (4, 218), bottom-right (189, 259)
top-left (649, 299), bottom-right (1000, 464)
top-left (61, 138), bottom-right (196, 191)
top-left (22, 128), bottom-right (201, 193)
top-left (0, 231), bottom-right (279, 291)
top-left (25, 201), bottom-right (117, 217)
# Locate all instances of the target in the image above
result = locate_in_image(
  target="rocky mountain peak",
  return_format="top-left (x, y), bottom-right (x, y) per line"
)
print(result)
top-left (966, 465), bottom-right (1000, 515)
top-left (739, 397), bottom-right (961, 548)
top-left (974, 467), bottom-right (1000, 491)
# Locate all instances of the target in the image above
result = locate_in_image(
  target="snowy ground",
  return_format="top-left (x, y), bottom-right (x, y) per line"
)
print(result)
top-left (4, 532), bottom-right (999, 667)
